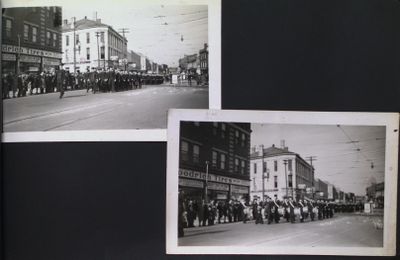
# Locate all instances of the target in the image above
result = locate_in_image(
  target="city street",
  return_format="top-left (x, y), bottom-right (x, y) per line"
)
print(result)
top-left (3, 84), bottom-right (208, 132)
top-left (179, 214), bottom-right (383, 247)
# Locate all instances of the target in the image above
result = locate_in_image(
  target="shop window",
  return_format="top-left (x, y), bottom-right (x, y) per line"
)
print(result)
top-left (274, 160), bottom-right (278, 171)
top-left (100, 46), bottom-right (105, 59)
top-left (274, 176), bottom-right (278, 188)
top-left (86, 47), bottom-right (90, 60)
top-left (220, 153), bottom-right (226, 170)
top-left (66, 35), bottom-right (69, 46)
top-left (180, 141), bottom-right (189, 162)
top-left (211, 151), bottom-right (217, 168)
top-left (86, 32), bottom-right (90, 43)
top-left (288, 173), bottom-right (293, 188)
top-left (24, 24), bottom-right (29, 41)
top-left (193, 145), bottom-right (200, 163)
top-left (32, 27), bottom-right (38, 43)
top-left (5, 19), bottom-right (12, 38)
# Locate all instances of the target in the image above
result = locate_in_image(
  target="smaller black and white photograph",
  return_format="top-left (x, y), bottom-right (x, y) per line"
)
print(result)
top-left (166, 109), bottom-right (399, 256)
top-left (1, 0), bottom-right (220, 142)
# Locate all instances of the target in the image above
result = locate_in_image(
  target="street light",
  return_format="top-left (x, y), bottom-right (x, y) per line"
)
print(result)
top-left (283, 159), bottom-right (288, 198)
top-left (259, 144), bottom-right (265, 201)
top-left (205, 161), bottom-right (209, 203)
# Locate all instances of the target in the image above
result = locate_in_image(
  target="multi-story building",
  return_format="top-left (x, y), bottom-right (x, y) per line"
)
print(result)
top-left (250, 143), bottom-right (314, 201)
top-left (179, 122), bottom-right (251, 202)
top-left (127, 50), bottom-right (141, 71)
top-left (2, 7), bottom-right (62, 74)
top-left (178, 53), bottom-right (198, 74)
top-left (61, 16), bottom-right (127, 72)
top-left (199, 43), bottom-right (208, 77)
top-left (366, 182), bottom-right (384, 206)
top-left (314, 178), bottom-right (328, 200)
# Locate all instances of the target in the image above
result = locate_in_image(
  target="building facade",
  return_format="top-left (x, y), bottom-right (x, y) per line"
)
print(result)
top-left (127, 50), bottom-right (141, 71)
top-left (2, 7), bottom-right (62, 74)
top-left (199, 43), bottom-right (208, 77)
top-left (314, 178), bottom-right (328, 200)
top-left (179, 122), bottom-right (251, 202)
top-left (250, 144), bottom-right (314, 201)
top-left (62, 17), bottom-right (127, 72)
top-left (366, 182), bottom-right (384, 206)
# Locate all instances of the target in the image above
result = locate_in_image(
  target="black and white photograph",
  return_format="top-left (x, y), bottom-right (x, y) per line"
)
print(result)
top-left (1, 0), bottom-right (220, 141)
top-left (166, 109), bottom-right (399, 255)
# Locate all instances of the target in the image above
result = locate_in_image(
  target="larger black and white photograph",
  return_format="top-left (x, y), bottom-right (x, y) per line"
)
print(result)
top-left (166, 109), bottom-right (399, 255)
top-left (1, 0), bottom-right (220, 142)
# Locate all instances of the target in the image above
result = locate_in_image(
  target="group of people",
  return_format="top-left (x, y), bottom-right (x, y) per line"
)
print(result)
top-left (178, 193), bottom-right (365, 237)
top-left (2, 67), bottom-right (166, 99)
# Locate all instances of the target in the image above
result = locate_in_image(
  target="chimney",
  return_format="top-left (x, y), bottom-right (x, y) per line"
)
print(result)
top-left (84, 16), bottom-right (87, 19)
top-left (280, 140), bottom-right (285, 149)
top-left (272, 144), bottom-right (275, 148)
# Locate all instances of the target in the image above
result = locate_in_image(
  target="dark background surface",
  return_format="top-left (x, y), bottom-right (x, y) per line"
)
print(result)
top-left (2, 0), bottom-right (399, 259)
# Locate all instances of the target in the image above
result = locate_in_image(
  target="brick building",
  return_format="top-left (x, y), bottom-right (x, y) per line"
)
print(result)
top-left (2, 7), bottom-right (62, 74)
top-left (179, 122), bottom-right (251, 202)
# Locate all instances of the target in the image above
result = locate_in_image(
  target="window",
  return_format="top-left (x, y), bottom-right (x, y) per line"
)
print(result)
top-left (253, 163), bottom-right (257, 174)
top-left (253, 178), bottom-right (257, 190)
top-left (86, 32), bottom-right (90, 43)
top-left (5, 19), bottom-right (12, 38)
top-left (263, 161), bottom-right (267, 173)
top-left (241, 133), bottom-right (246, 146)
top-left (212, 151), bottom-right (217, 168)
top-left (76, 34), bottom-right (79, 44)
top-left (274, 176), bottom-right (278, 188)
top-left (193, 145), bottom-right (200, 163)
top-left (24, 24), bottom-right (29, 41)
top-left (66, 35), bottom-right (69, 46)
top-left (220, 154), bottom-right (226, 170)
top-left (100, 46), bottom-right (105, 59)
top-left (46, 31), bottom-right (51, 45)
top-left (32, 26), bottom-right (37, 43)
top-left (65, 49), bottom-right (69, 62)
top-left (274, 160), bottom-right (278, 171)
top-left (53, 33), bottom-right (57, 47)
top-left (194, 122), bottom-right (200, 126)
top-left (235, 130), bottom-right (239, 144)
top-left (180, 141), bottom-right (189, 162)
top-left (235, 158), bottom-right (239, 172)
top-left (241, 160), bottom-right (245, 174)
top-left (288, 173), bottom-right (293, 188)
top-left (212, 122), bottom-right (218, 135)
top-left (288, 159), bottom-right (292, 171)
top-left (100, 32), bottom-right (104, 43)
top-left (221, 123), bottom-right (226, 138)
top-left (86, 47), bottom-right (90, 60)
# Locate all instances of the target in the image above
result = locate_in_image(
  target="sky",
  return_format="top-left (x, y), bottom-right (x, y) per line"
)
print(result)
top-left (63, 3), bottom-right (208, 67)
top-left (251, 124), bottom-right (386, 196)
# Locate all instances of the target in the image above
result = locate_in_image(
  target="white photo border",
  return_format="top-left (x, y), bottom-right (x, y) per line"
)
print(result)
top-left (1, 0), bottom-right (221, 142)
top-left (166, 109), bottom-right (399, 255)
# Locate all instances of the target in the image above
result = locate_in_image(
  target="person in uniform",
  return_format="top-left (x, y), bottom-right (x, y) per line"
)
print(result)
top-left (282, 197), bottom-right (290, 222)
top-left (307, 199), bottom-right (315, 221)
top-left (272, 194), bottom-right (281, 223)
top-left (288, 197), bottom-right (296, 223)
top-left (298, 199), bottom-right (305, 222)
top-left (264, 197), bottom-right (272, 224)
top-left (55, 67), bottom-right (65, 98)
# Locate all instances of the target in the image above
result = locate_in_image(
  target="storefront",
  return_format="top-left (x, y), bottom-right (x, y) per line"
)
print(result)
top-left (2, 44), bottom-right (62, 74)
top-left (178, 168), bottom-right (250, 202)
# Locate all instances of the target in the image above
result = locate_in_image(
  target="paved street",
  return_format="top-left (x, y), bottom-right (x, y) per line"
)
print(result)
top-left (179, 214), bottom-right (383, 247)
top-left (3, 84), bottom-right (208, 132)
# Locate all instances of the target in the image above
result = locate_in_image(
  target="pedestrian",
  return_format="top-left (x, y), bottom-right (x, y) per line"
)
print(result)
top-left (55, 67), bottom-right (65, 98)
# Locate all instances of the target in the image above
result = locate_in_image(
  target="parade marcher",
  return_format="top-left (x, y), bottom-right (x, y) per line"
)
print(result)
top-left (264, 197), bottom-right (273, 224)
top-left (288, 197), bottom-right (296, 223)
top-left (317, 200), bottom-right (323, 220)
top-left (187, 200), bottom-right (195, 228)
top-left (55, 67), bottom-right (65, 98)
top-left (298, 199), bottom-right (305, 222)
top-left (255, 200), bottom-right (264, 224)
top-left (272, 194), bottom-right (281, 223)
top-left (197, 199), bottom-right (205, 227)
top-left (307, 199), bottom-right (316, 221)
top-left (17, 74), bottom-right (24, 97)
top-left (282, 197), bottom-right (290, 222)
top-left (252, 199), bottom-right (259, 222)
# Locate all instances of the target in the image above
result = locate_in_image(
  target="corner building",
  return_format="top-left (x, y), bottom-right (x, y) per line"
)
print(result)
top-left (179, 122), bottom-right (251, 202)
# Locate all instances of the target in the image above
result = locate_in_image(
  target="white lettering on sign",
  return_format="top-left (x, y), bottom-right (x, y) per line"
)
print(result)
top-left (2, 44), bottom-right (62, 59)
top-left (2, 53), bottom-right (16, 61)
top-left (231, 185), bottom-right (249, 194)
top-left (208, 182), bottom-right (229, 191)
top-left (179, 178), bottom-right (204, 188)
top-left (179, 168), bottom-right (250, 187)
top-left (20, 55), bottom-right (41, 63)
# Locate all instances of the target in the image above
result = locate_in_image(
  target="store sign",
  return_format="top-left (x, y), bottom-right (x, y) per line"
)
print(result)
top-left (2, 44), bottom-right (62, 59)
top-left (20, 55), bottom-right (41, 63)
top-left (179, 178), bottom-right (203, 189)
top-left (43, 57), bottom-right (61, 66)
top-left (2, 53), bottom-right (16, 61)
top-left (208, 182), bottom-right (229, 191)
top-left (179, 169), bottom-right (250, 187)
top-left (231, 185), bottom-right (249, 194)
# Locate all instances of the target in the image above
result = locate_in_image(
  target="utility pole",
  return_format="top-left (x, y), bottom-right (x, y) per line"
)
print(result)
top-left (205, 161), bottom-right (209, 203)
top-left (16, 34), bottom-right (21, 75)
top-left (259, 144), bottom-right (265, 201)
top-left (95, 32), bottom-right (101, 68)
top-left (73, 17), bottom-right (76, 74)
top-left (305, 156), bottom-right (317, 167)
top-left (284, 159), bottom-right (288, 198)
top-left (118, 28), bottom-right (130, 59)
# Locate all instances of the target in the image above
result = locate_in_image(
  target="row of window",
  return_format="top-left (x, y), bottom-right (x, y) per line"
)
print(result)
top-left (66, 31), bottom-right (105, 46)
top-left (252, 173), bottom-right (294, 191)
top-left (65, 45), bottom-right (106, 62)
top-left (202, 122), bottom-right (247, 147)
top-left (181, 140), bottom-right (248, 175)
top-left (253, 159), bottom-right (293, 174)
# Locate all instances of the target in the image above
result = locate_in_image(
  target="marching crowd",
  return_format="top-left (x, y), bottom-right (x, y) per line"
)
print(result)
top-left (178, 194), bottom-right (364, 237)
top-left (2, 68), bottom-right (166, 99)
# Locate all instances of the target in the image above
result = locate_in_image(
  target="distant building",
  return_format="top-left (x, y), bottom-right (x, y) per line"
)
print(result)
top-left (178, 53), bottom-right (198, 74)
top-left (2, 7), bottom-right (62, 74)
top-left (179, 122), bottom-right (251, 202)
top-left (199, 43), bottom-right (208, 77)
top-left (250, 142), bottom-right (314, 201)
top-left (127, 50), bottom-right (141, 71)
top-left (314, 178), bottom-right (328, 200)
top-left (62, 16), bottom-right (127, 72)
top-left (366, 182), bottom-right (384, 206)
